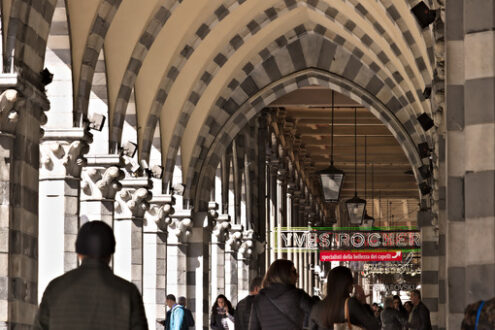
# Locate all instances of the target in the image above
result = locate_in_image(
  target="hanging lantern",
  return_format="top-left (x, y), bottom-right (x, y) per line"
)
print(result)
top-left (319, 90), bottom-right (345, 202)
top-left (345, 107), bottom-right (365, 225)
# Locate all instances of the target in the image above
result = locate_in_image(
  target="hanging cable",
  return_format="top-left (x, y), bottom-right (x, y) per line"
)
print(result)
top-left (331, 90), bottom-right (335, 165)
top-left (371, 163), bottom-right (374, 218)
top-left (354, 107), bottom-right (357, 196)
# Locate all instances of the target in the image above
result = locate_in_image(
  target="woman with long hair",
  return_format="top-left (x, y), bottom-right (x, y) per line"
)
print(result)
top-left (210, 294), bottom-right (235, 330)
top-left (248, 259), bottom-right (318, 330)
top-left (309, 266), bottom-right (380, 330)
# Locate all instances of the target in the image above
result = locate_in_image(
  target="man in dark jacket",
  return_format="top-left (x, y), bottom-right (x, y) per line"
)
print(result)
top-left (407, 290), bottom-right (432, 330)
top-left (235, 277), bottom-right (262, 330)
top-left (34, 221), bottom-right (148, 330)
top-left (178, 296), bottom-right (195, 329)
top-left (381, 296), bottom-right (407, 330)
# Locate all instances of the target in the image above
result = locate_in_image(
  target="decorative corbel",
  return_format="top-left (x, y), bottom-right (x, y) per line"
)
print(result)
top-left (226, 224), bottom-right (244, 252)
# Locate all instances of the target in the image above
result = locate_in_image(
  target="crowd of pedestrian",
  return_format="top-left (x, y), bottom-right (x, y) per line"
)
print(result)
top-left (33, 221), bottom-right (492, 329)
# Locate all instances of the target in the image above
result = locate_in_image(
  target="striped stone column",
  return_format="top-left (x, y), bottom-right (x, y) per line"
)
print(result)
top-left (210, 207), bottom-right (230, 300)
top-left (38, 128), bottom-right (91, 300)
top-left (114, 178), bottom-right (152, 293)
top-left (418, 208), bottom-right (439, 329)
top-left (167, 209), bottom-right (193, 298)
top-left (238, 230), bottom-right (255, 300)
top-left (0, 83), bottom-right (49, 328)
top-left (187, 211), bottom-right (210, 330)
top-left (445, 0), bottom-right (467, 327)
top-left (451, 1), bottom-right (495, 327)
top-left (142, 195), bottom-right (172, 328)
top-left (225, 224), bottom-right (243, 305)
top-left (276, 168), bottom-right (287, 260)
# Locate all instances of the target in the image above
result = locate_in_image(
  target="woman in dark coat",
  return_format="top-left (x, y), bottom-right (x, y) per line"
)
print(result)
top-left (309, 266), bottom-right (380, 330)
top-left (248, 259), bottom-right (317, 330)
top-left (210, 294), bottom-right (235, 330)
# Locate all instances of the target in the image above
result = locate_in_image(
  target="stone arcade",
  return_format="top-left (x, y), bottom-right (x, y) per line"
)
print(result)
top-left (0, 1), bottom-right (493, 329)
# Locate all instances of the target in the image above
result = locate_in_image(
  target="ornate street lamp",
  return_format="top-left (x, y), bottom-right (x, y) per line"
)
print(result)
top-left (346, 107), bottom-right (366, 225)
top-left (318, 90), bottom-right (345, 202)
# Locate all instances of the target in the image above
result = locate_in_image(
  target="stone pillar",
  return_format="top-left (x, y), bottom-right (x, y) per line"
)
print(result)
top-left (210, 202), bottom-right (230, 300)
top-left (238, 230), bottom-right (255, 300)
top-left (276, 169), bottom-right (286, 260)
top-left (114, 177), bottom-right (152, 293)
top-left (0, 80), bottom-right (49, 328)
top-left (418, 208), bottom-right (440, 329)
top-left (143, 194), bottom-right (173, 328)
top-left (225, 224), bottom-right (243, 305)
top-left (445, 0), bottom-right (495, 327)
top-left (167, 209), bottom-right (193, 298)
top-left (286, 190), bottom-right (294, 263)
top-left (187, 211), bottom-right (211, 330)
top-left (268, 161), bottom-right (277, 264)
top-left (80, 155), bottom-right (124, 226)
top-left (38, 128), bottom-right (91, 299)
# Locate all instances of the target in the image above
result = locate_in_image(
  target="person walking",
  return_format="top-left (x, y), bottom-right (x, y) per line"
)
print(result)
top-left (165, 294), bottom-right (186, 330)
top-left (235, 277), bottom-right (262, 330)
top-left (309, 266), bottom-right (380, 330)
top-left (178, 296), bottom-right (195, 329)
top-left (381, 296), bottom-right (407, 330)
top-left (210, 294), bottom-right (235, 329)
top-left (248, 259), bottom-right (317, 330)
top-left (34, 221), bottom-right (148, 330)
top-left (406, 290), bottom-right (432, 330)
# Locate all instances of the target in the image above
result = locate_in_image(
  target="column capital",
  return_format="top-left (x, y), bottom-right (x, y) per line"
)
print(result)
top-left (238, 229), bottom-right (255, 260)
top-left (212, 213), bottom-right (231, 242)
top-left (81, 157), bottom-right (125, 200)
top-left (148, 194), bottom-right (175, 232)
top-left (226, 224), bottom-right (244, 252)
top-left (115, 177), bottom-right (153, 220)
top-left (0, 89), bottom-right (22, 135)
top-left (169, 209), bottom-right (193, 243)
top-left (40, 128), bottom-right (93, 179)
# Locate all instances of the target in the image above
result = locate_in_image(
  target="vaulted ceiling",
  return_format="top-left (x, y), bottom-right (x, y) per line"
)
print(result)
top-left (1, 0), bottom-right (435, 206)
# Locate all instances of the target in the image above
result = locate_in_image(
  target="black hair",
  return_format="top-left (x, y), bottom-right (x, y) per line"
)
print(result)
top-left (75, 221), bottom-right (115, 258)
top-left (211, 294), bottom-right (233, 315)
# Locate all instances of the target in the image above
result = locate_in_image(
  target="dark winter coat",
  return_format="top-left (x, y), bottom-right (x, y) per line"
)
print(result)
top-left (248, 283), bottom-right (316, 330)
top-left (309, 297), bottom-right (380, 330)
top-left (34, 258), bottom-right (148, 330)
top-left (235, 295), bottom-right (255, 330)
top-left (380, 307), bottom-right (407, 330)
top-left (407, 302), bottom-right (431, 330)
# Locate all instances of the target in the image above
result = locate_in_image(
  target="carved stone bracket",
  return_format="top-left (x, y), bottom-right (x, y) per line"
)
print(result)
top-left (150, 194), bottom-right (175, 232)
top-left (209, 201), bottom-right (231, 242)
top-left (168, 210), bottom-right (193, 243)
top-left (0, 89), bottom-right (22, 135)
top-left (238, 229), bottom-right (255, 260)
top-left (81, 155), bottom-right (124, 200)
top-left (226, 224), bottom-right (244, 252)
top-left (115, 176), bottom-right (153, 219)
top-left (40, 128), bottom-right (93, 179)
